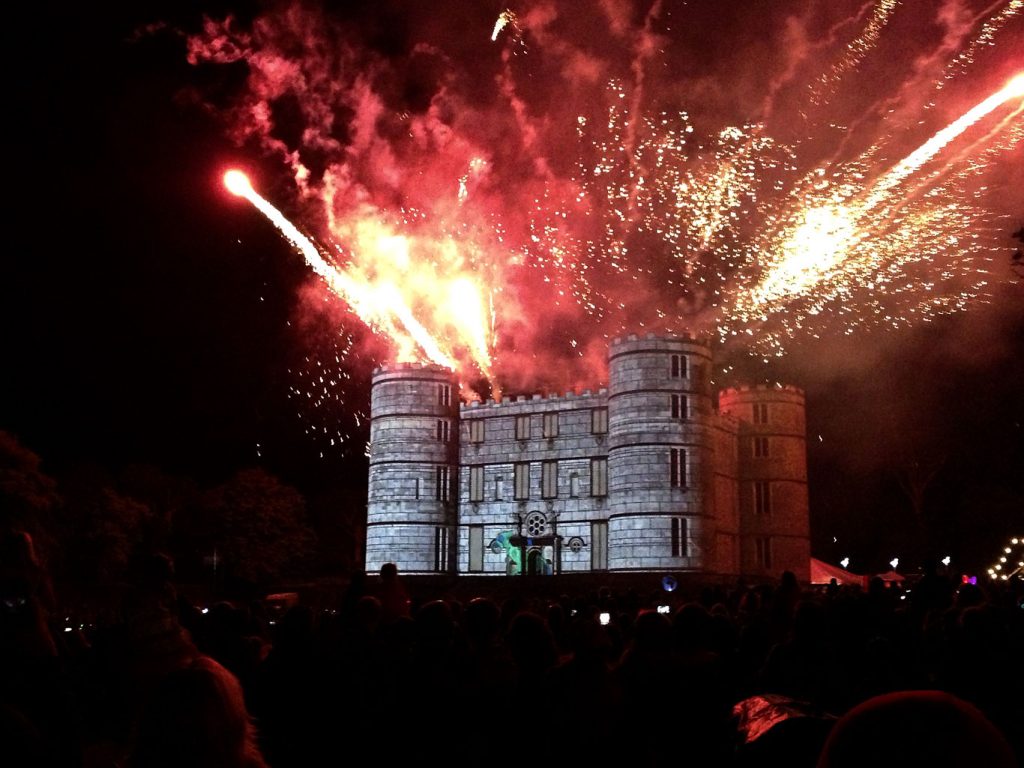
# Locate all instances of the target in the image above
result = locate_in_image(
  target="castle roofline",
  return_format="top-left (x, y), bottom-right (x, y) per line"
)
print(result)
top-left (719, 383), bottom-right (805, 397)
top-left (372, 362), bottom-right (455, 376)
top-left (461, 387), bottom-right (608, 410)
top-left (609, 331), bottom-right (710, 347)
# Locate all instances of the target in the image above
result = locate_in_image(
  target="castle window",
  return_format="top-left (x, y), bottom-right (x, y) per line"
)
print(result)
top-left (468, 419), bottom-right (485, 443)
top-left (436, 419), bottom-right (449, 443)
top-left (671, 394), bottom-right (688, 420)
top-left (468, 525), bottom-right (483, 572)
top-left (494, 475), bottom-right (503, 501)
top-left (591, 521), bottom-right (608, 570)
top-left (542, 460), bottom-right (558, 499)
top-left (434, 526), bottom-right (449, 571)
top-left (469, 465), bottom-right (484, 502)
top-left (515, 415), bottom-right (531, 440)
top-left (435, 465), bottom-right (451, 501)
top-left (569, 472), bottom-right (580, 497)
top-left (438, 384), bottom-right (451, 407)
top-left (543, 412), bottom-right (559, 438)
top-left (753, 402), bottom-right (769, 425)
top-left (755, 537), bottom-right (772, 570)
top-left (415, 478), bottom-right (420, 500)
top-left (671, 517), bottom-right (688, 557)
top-left (670, 448), bottom-right (687, 487)
top-left (670, 353), bottom-right (687, 378)
top-left (514, 462), bottom-right (530, 500)
top-left (754, 481), bottom-right (771, 515)
top-left (591, 407), bottom-right (608, 434)
top-left (525, 511), bottom-right (547, 536)
top-left (591, 458), bottom-right (608, 497)
top-left (753, 436), bottom-right (770, 458)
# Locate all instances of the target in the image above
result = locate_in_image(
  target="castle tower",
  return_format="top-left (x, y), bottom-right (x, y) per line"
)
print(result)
top-left (365, 363), bottom-right (459, 574)
top-left (606, 333), bottom-right (715, 571)
top-left (718, 386), bottom-right (810, 581)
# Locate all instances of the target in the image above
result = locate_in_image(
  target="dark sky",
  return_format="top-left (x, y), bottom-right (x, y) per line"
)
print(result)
top-left (4, 1), bottom-right (1022, 573)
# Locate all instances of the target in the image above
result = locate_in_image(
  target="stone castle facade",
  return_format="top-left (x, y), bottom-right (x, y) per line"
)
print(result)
top-left (365, 334), bottom-right (810, 581)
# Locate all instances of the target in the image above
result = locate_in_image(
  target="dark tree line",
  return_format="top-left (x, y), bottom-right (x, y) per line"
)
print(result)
top-left (0, 430), bottom-right (360, 600)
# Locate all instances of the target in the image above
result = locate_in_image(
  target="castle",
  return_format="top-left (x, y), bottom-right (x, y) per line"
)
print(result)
top-left (365, 333), bottom-right (810, 581)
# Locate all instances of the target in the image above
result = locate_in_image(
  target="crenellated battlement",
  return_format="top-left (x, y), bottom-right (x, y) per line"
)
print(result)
top-left (461, 387), bottom-right (609, 411)
top-left (609, 330), bottom-right (710, 348)
top-left (719, 383), bottom-right (805, 398)
top-left (372, 362), bottom-right (455, 377)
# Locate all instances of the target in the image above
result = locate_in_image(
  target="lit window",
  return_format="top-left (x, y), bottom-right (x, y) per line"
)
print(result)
top-left (755, 537), bottom-right (772, 570)
top-left (591, 407), bottom-right (608, 434)
top-left (754, 481), bottom-right (771, 515)
top-left (753, 403), bottom-right (769, 425)
top-left (514, 462), bottom-right (530, 500)
top-left (434, 526), bottom-right (449, 571)
top-left (753, 437), bottom-right (770, 458)
top-left (670, 448), bottom-right (687, 487)
top-left (436, 420), bottom-right (449, 443)
top-left (525, 512), bottom-right (546, 536)
top-left (671, 517), bottom-right (687, 557)
top-left (468, 419), bottom-right (485, 443)
top-left (543, 412), bottom-right (559, 438)
top-left (670, 354), bottom-right (687, 378)
top-left (542, 460), bottom-right (558, 499)
top-left (435, 465), bottom-right (450, 501)
top-left (468, 526), bottom-right (483, 572)
top-left (591, 458), bottom-right (608, 497)
top-left (469, 466), bottom-right (484, 502)
top-left (515, 415), bottom-right (530, 440)
top-left (671, 394), bottom-right (687, 419)
top-left (438, 384), bottom-right (451, 407)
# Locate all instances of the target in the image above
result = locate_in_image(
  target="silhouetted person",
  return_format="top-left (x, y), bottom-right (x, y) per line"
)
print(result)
top-left (129, 654), bottom-right (269, 768)
top-left (376, 562), bottom-right (411, 624)
top-left (816, 690), bottom-right (1016, 768)
top-left (0, 530), bottom-right (79, 766)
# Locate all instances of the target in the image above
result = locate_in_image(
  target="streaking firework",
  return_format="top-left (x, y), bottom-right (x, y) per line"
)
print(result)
top-left (742, 73), bottom-right (1024, 317)
top-left (191, 0), bottom-right (1022, 396)
top-left (224, 170), bottom-right (496, 383)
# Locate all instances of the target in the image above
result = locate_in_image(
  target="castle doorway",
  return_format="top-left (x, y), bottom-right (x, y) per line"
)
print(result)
top-left (526, 547), bottom-right (552, 575)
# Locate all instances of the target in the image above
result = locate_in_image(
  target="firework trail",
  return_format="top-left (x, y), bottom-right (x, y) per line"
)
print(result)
top-left (188, 1), bottom-right (1022, 393)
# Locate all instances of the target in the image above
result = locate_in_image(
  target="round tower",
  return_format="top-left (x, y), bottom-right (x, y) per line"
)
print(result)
top-left (365, 363), bottom-right (459, 575)
top-left (606, 333), bottom-right (715, 571)
top-left (718, 385), bottom-right (809, 581)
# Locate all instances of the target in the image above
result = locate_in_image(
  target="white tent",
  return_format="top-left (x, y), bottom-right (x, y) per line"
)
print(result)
top-left (810, 557), bottom-right (867, 588)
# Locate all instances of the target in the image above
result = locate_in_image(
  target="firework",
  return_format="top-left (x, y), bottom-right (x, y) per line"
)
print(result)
top-left (194, 1), bottom-right (1021, 393)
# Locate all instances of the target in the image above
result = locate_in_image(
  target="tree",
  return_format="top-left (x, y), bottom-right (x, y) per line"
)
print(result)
top-left (0, 431), bottom-right (61, 564)
top-left (196, 468), bottom-right (316, 587)
top-left (60, 465), bottom-right (154, 584)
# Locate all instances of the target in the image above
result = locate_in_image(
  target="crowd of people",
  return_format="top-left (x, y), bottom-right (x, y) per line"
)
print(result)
top-left (2, 531), bottom-right (1022, 767)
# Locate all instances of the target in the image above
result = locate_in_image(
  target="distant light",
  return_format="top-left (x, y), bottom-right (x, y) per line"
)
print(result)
top-left (890, 557), bottom-right (899, 569)
top-left (840, 557), bottom-right (850, 569)
top-left (64, 627), bottom-right (72, 633)
top-left (941, 556), bottom-right (951, 567)
top-left (201, 607), bottom-right (209, 614)
top-left (1012, 538), bottom-right (1019, 545)
top-left (1006, 547), bottom-right (1013, 554)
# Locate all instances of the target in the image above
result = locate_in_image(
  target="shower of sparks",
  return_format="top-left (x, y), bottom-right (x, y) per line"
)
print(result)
top-left (224, 170), bottom-right (497, 381)
top-left (196, 0), bottom-right (1022, 403)
top-left (741, 73), bottom-right (1024, 321)
top-left (491, 9), bottom-right (518, 42)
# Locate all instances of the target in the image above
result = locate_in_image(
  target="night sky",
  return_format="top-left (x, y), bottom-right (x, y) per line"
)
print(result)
top-left (4, 1), bottom-right (1022, 574)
